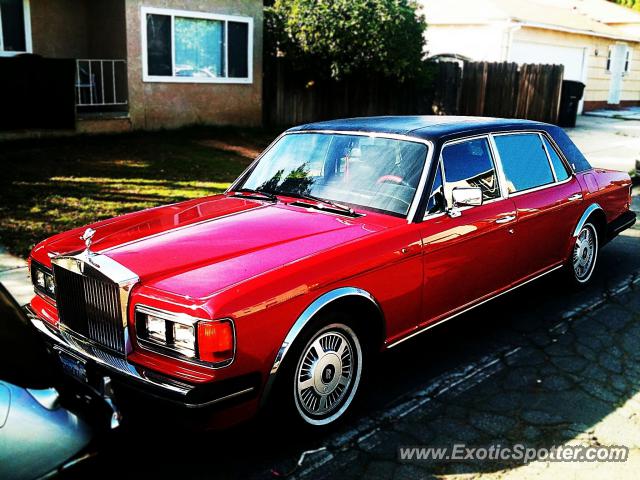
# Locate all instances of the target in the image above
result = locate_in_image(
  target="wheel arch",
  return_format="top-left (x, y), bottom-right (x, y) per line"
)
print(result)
top-left (259, 287), bottom-right (385, 408)
top-left (573, 203), bottom-right (606, 239)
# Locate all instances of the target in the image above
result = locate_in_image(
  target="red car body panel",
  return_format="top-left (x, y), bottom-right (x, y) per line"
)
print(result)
top-left (419, 198), bottom-right (518, 327)
top-left (510, 176), bottom-right (584, 278)
top-left (30, 196), bottom-right (424, 386)
top-left (26, 117), bottom-right (635, 428)
top-left (578, 169), bottom-right (633, 222)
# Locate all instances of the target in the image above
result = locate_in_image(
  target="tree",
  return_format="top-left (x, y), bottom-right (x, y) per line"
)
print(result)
top-left (265, 0), bottom-right (428, 81)
top-left (610, 0), bottom-right (640, 11)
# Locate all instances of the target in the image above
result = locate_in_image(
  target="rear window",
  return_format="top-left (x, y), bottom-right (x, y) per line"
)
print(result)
top-left (494, 134), bottom-right (554, 193)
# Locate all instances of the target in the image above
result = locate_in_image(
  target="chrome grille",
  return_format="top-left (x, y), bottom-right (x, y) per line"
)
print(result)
top-left (53, 265), bottom-right (126, 354)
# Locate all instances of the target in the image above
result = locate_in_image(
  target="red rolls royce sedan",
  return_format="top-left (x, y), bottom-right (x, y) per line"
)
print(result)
top-left (26, 116), bottom-right (636, 429)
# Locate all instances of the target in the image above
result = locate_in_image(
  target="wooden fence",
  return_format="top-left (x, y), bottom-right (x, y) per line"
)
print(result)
top-left (264, 60), bottom-right (565, 126)
top-left (453, 62), bottom-right (564, 122)
top-left (264, 61), bottom-right (433, 126)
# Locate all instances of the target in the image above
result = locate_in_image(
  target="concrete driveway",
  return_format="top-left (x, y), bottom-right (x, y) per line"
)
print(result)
top-left (0, 248), bottom-right (31, 306)
top-left (567, 115), bottom-right (640, 174)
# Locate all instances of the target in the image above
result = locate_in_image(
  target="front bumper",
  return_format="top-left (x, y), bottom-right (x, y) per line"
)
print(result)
top-left (25, 306), bottom-right (259, 414)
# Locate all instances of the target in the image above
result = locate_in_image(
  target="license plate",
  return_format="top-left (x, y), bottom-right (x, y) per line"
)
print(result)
top-left (56, 348), bottom-right (88, 384)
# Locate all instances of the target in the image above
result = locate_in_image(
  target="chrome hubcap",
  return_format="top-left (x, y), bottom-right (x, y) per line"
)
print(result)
top-left (573, 225), bottom-right (596, 281)
top-left (296, 330), bottom-right (354, 417)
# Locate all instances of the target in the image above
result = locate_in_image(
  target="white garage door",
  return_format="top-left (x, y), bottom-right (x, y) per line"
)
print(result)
top-left (509, 42), bottom-right (587, 81)
top-left (509, 41), bottom-right (587, 112)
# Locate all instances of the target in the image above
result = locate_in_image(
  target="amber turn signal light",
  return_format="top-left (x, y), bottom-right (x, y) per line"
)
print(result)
top-left (197, 320), bottom-right (235, 363)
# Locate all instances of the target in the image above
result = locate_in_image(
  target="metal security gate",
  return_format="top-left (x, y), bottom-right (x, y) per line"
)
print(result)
top-left (75, 59), bottom-right (128, 108)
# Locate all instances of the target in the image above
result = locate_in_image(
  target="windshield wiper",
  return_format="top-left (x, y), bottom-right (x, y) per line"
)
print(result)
top-left (230, 188), bottom-right (278, 202)
top-left (284, 192), bottom-right (356, 216)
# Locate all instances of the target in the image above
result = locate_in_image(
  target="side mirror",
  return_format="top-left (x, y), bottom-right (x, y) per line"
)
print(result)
top-left (452, 187), bottom-right (483, 207)
top-left (448, 187), bottom-right (483, 217)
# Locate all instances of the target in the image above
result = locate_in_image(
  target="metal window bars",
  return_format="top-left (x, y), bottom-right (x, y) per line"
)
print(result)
top-left (75, 59), bottom-right (128, 107)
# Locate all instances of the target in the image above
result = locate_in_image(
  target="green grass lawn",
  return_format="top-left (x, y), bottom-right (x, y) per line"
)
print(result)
top-left (0, 127), bottom-right (275, 258)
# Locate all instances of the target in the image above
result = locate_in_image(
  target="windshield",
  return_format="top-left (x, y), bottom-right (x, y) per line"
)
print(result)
top-left (236, 133), bottom-right (429, 216)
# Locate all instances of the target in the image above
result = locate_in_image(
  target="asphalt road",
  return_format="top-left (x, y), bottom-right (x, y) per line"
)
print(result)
top-left (63, 187), bottom-right (639, 480)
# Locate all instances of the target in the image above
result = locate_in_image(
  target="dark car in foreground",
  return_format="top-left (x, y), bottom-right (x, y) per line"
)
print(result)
top-left (25, 116), bottom-right (635, 430)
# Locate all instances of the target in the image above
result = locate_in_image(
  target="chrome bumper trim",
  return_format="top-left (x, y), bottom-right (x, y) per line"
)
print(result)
top-left (26, 306), bottom-right (256, 409)
top-left (26, 305), bottom-right (190, 395)
top-left (613, 215), bottom-right (637, 234)
top-left (194, 387), bottom-right (256, 408)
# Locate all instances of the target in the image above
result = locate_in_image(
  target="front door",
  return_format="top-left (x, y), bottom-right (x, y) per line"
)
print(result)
top-left (608, 44), bottom-right (628, 105)
top-left (419, 136), bottom-right (517, 327)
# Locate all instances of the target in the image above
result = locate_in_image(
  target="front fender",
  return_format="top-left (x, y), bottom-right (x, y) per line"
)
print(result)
top-left (259, 287), bottom-right (382, 407)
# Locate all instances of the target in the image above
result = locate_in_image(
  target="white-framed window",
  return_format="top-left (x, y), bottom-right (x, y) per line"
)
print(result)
top-left (0, 0), bottom-right (32, 57)
top-left (141, 7), bottom-right (253, 84)
top-left (606, 44), bottom-right (632, 75)
top-left (624, 48), bottom-right (632, 74)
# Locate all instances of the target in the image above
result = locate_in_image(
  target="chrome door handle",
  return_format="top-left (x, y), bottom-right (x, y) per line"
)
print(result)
top-left (568, 193), bottom-right (583, 201)
top-left (496, 215), bottom-right (516, 224)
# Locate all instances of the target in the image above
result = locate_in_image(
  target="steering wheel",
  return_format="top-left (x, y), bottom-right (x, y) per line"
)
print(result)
top-left (376, 175), bottom-right (409, 186)
top-left (373, 191), bottom-right (412, 210)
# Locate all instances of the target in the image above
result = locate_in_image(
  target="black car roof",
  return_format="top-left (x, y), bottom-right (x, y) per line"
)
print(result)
top-left (286, 115), bottom-right (592, 172)
top-left (287, 115), bottom-right (551, 140)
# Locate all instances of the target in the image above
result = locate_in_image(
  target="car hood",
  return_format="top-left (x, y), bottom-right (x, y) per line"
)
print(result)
top-left (35, 195), bottom-right (389, 299)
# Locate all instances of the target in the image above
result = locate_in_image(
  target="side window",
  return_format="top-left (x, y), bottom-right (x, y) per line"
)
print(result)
top-left (542, 136), bottom-right (570, 181)
top-left (493, 134), bottom-right (554, 193)
top-left (426, 164), bottom-right (445, 214)
top-left (441, 138), bottom-right (501, 205)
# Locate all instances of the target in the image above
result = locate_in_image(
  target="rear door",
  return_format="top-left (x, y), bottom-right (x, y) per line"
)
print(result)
top-left (419, 136), bottom-right (517, 326)
top-left (491, 132), bottom-right (583, 282)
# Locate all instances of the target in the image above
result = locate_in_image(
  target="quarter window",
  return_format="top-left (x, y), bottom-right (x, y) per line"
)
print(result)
top-left (441, 138), bottom-right (501, 205)
top-left (142, 8), bottom-right (253, 83)
top-left (427, 164), bottom-right (445, 214)
top-left (493, 134), bottom-right (554, 193)
top-left (542, 137), bottom-right (570, 181)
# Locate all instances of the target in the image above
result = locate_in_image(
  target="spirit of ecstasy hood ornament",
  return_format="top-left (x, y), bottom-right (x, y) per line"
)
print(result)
top-left (81, 227), bottom-right (96, 256)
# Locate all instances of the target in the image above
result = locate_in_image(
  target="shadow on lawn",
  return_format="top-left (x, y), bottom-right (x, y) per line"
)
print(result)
top-left (0, 127), bottom-right (275, 257)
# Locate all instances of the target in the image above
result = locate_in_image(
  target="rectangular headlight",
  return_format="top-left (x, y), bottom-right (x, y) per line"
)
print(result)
top-left (36, 270), bottom-right (46, 289)
top-left (135, 305), bottom-right (234, 364)
top-left (44, 274), bottom-right (56, 296)
top-left (145, 314), bottom-right (167, 344)
top-left (31, 261), bottom-right (56, 299)
top-left (136, 307), bottom-right (196, 358)
top-left (173, 323), bottom-right (196, 354)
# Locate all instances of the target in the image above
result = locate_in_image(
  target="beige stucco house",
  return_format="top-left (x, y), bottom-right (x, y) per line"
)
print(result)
top-left (0, 0), bottom-right (263, 134)
top-left (420, 0), bottom-right (640, 112)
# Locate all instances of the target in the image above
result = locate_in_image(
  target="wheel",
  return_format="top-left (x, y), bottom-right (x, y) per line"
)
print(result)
top-left (570, 222), bottom-right (599, 285)
top-left (288, 320), bottom-right (364, 427)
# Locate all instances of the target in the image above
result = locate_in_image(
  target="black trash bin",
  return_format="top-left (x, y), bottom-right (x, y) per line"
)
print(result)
top-left (558, 80), bottom-right (586, 128)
